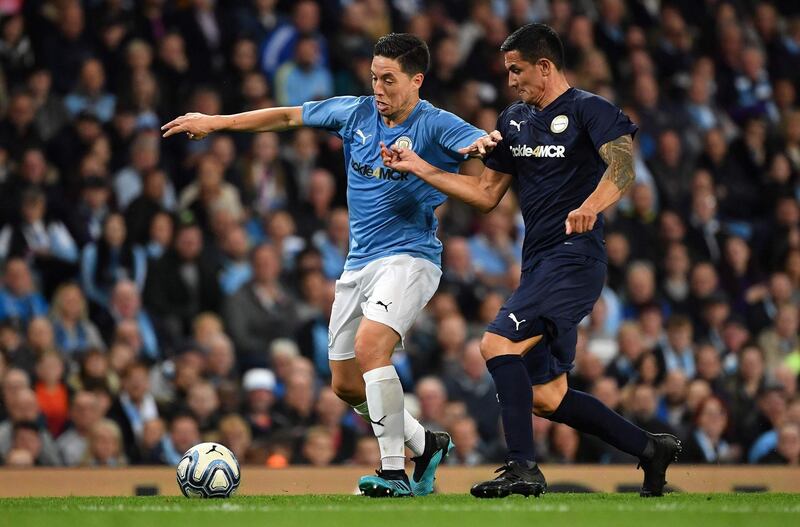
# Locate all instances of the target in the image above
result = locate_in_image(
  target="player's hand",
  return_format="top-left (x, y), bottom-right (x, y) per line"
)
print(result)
top-left (380, 142), bottom-right (426, 175)
top-left (458, 130), bottom-right (503, 158)
top-left (565, 206), bottom-right (598, 235)
top-left (161, 112), bottom-right (216, 140)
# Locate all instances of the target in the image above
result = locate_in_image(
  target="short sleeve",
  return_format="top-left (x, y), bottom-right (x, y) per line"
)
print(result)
top-left (301, 96), bottom-right (363, 133)
top-left (579, 94), bottom-right (638, 151)
top-left (484, 113), bottom-right (514, 176)
top-left (432, 110), bottom-right (487, 161)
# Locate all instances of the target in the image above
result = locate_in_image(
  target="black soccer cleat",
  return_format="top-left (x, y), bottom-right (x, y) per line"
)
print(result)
top-left (638, 433), bottom-right (682, 497)
top-left (358, 469), bottom-right (414, 497)
top-left (410, 430), bottom-right (455, 496)
top-left (470, 460), bottom-right (547, 498)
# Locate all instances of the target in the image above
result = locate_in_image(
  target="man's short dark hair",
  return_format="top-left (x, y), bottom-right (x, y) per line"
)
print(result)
top-left (373, 33), bottom-right (430, 75)
top-left (500, 23), bottom-right (565, 70)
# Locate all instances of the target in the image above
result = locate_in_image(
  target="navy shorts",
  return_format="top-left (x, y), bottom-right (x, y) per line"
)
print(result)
top-left (487, 251), bottom-right (606, 384)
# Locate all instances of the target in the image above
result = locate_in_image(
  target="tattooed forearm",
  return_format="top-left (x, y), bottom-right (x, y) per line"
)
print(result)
top-left (598, 134), bottom-right (635, 194)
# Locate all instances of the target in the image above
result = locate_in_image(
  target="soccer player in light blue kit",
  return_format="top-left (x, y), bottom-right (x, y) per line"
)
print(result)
top-left (162, 33), bottom-right (499, 497)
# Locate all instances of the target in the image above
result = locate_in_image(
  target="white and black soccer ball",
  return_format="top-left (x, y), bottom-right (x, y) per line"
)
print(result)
top-left (176, 442), bottom-right (241, 498)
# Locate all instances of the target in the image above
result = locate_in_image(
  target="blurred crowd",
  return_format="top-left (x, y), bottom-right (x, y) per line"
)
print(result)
top-left (0, 0), bottom-right (799, 469)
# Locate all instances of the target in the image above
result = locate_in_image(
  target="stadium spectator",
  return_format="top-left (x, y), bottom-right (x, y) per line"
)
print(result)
top-left (107, 362), bottom-right (160, 464)
top-left (223, 244), bottom-right (297, 369)
top-left (314, 387), bottom-right (357, 464)
top-left (681, 395), bottom-right (739, 464)
top-left (241, 368), bottom-right (280, 440)
top-left (274, 35), bottom-right (333, 108)
top-left (415, 377), bottom-right (448, 433)
top-left (144, 222), bottom-right (222, 341)
top-left (0, 257), bottom-right (48, 329)
top-left (0, 388), bottom-right (61, 465)
top-left (56, 390), bottom-right (102, 466)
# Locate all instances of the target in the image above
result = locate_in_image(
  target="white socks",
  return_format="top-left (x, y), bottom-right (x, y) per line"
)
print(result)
top-left (362, 365), bottom-right (409, 470)
top-left (352, 399), bottom-right (426, 457)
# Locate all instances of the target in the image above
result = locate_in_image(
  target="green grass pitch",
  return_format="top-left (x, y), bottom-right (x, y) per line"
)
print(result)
top-left (2, 494), bottom-right (799, 527)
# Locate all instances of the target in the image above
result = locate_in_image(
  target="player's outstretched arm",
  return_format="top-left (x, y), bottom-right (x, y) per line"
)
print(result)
top-left (565, 134), bottom-right (634, 234)
top-left (381, 142), bottom-right (512, 213)
top-left (161, 107), bottom-right (304, 140)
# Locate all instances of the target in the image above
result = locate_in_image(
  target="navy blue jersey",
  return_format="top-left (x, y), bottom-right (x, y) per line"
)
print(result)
top-left (485, 88), bottom-right (637, 270)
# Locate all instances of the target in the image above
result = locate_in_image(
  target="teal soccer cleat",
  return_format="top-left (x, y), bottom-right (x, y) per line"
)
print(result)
top-left (410, 431), bottom-right (455, 496)
top-left (358, 469), bottom-right (414, 498)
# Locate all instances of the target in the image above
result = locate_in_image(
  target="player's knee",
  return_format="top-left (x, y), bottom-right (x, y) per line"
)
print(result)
top-left (533, 387), bottom-right (565, 416)
top-left (479, 333), bottom-right (500, 360)
top-left (353, 333), bottom-right (381, 371)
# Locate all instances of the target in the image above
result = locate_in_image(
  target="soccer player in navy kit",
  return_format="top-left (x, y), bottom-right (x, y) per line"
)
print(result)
top-left (383, 24), bottom-right (681, 498)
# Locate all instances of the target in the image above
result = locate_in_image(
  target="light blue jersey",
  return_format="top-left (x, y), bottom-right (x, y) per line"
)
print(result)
top-left (302, 96), bottom-right (485, 271)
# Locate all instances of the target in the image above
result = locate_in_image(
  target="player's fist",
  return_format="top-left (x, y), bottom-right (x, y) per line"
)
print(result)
top-left (565, 206), bottom-right (597, 235)
top-left (381, 142), bottom-right (427, 175)
top-left (458, 130), bottom-right (503, 158)
top-left (161, 112), bottom-right (217, 140)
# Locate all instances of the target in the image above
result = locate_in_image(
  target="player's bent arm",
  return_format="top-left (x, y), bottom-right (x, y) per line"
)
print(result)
top-left (416, 163), bottom-right (513, 213)
top-left (162, 106), bottom-right (304, 138)
top-left (581, 134), bottom-right (635, 213)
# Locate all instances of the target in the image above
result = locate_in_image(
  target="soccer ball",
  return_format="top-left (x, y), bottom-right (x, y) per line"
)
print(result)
top-left (176, 442), bottom-right (241, 498)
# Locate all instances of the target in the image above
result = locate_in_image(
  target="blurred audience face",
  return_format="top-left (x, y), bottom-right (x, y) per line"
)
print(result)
top-left (122, 365), bottom-right (150, 402)
top-left (285, 373), bottom-right (315, 416)
top-left (739, 346), bottom-right (765, 383)
top-left (352, 437), bottom-right (381, 466)
top-left (187, 382), bottom-right (219, 421)
top-left (218, 415), bottom-right (252, 462)
top-left (89, 420), bottom-right (123, 464)
top-left (111, 280), bottom-right (141, 319)
top-left (207, 335), bottom-right (235, 377)
top-left (416, 377), bottom-right (447, 423)
top-left (695, 345), bottom-right (721, 381)
top-left (252, 244), bottom-right (281, 285)
top-left (315, 387), bottom-right (347, 427)
top-left (302, 427), bottom-right (335, 466)
top-left (592, 377), bottom-right (621, 410)
top-left (175, 226), bottom-right (203, 261)
top-left (71, 391), bottom-right (102, 434)
top-left (451, 417), bottom-right (480, 458)
top-left (777, 423), bottom-right (800, 464)
top-left (696, 397), bottom-right (728, 442)
top-left (4, 259), bottom-right (35, 296)
top-left (626, 263), bottom-right (656, 304)
top-left (170, 416), bottom-right (201, 454)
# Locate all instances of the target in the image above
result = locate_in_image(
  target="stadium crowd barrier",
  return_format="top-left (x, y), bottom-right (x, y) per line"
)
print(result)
top-left (0, 466), bottom-right (798, 496)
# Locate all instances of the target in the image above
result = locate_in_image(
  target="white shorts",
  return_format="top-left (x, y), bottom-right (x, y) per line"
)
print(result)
top-left (328, 254), bottom-right (442, 361)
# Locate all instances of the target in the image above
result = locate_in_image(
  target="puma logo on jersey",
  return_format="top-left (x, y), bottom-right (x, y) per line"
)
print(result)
top-left (508, 312), bottom-right (526, 331)
top-left (355, 129), bottom-right (372, 144)
top-left (510, 144), bottom-right (565, 158)
top-left (375, 300), bottom-right (392, 312)
top-left (509, 120), bottom-right (526, 132)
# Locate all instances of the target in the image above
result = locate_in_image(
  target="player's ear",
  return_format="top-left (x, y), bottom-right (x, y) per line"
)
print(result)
top-left (412, 72), bottom-right (424, 89)
top-left (539, 59), bottom-right (552, 77)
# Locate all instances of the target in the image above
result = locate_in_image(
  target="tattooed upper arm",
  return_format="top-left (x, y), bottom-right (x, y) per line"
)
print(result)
top-left (598, 134), bottom-right (635, 194)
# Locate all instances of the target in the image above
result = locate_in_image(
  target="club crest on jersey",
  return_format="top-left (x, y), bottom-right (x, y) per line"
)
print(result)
top-left (550, 115), bottom-right (569, 134)
top-left (510, 144), bottom-right (565, 158)
top-left (393, 136), bottom-right (413, 150)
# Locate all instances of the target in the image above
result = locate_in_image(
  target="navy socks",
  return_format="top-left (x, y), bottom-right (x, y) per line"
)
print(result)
top-left (548, 388), bottom-right (651, 459)
top-left (486, 355), bottom-right (535, 463)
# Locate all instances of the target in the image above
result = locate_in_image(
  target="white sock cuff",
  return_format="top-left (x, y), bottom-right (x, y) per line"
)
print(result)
top-left (363, 365), bottom-right (399, 384)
